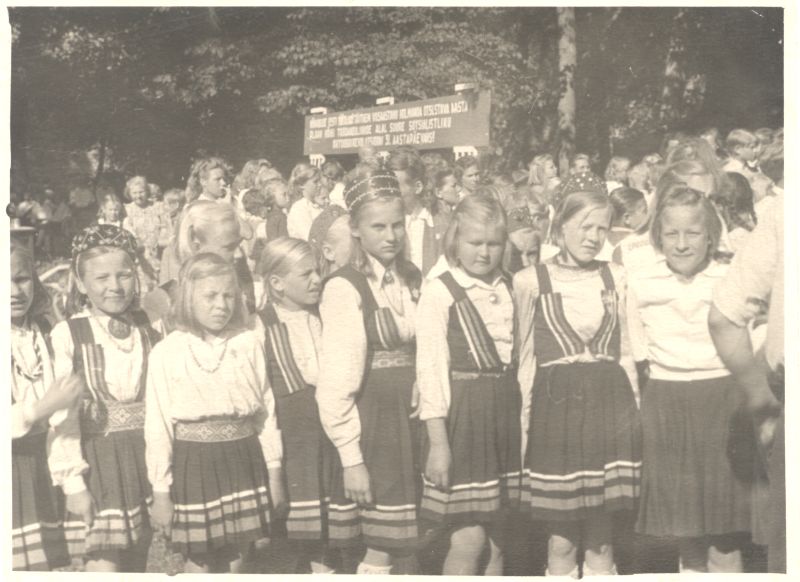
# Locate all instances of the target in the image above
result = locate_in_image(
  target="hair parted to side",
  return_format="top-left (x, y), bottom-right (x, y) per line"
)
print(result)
top-left (288, 163), bottom-right (321, 202)
top-left (10, 242), bottom-right (51, 321)
top-left (65, 245), bottom-right (139, 317)
top-left (528, 154), bottom-right (555, 186)
top-left (604, 156), bottom-right (631, 183)
top-left (609, 187), bottom-right (645, 225)
top-left (711, 172), bottom-right (756, 232)
top-left (256, 237), bottom-right (314, 300)
top-left (176, 200), bottom-right (240, 263)
top-left (124, 175), bottom-right (148, 202)
top-left (172, 252), bottom-right (247, 336)
top-left (186, 156), bottom-right (231, 202)
top-left (443, 193), bottom-right (508, 267)
top-left (550, 190), bottom-right (612, 256)
top-left (725, 128), bottom-right (758, 154)
top-left (650, 183), bottom-right (722, 255)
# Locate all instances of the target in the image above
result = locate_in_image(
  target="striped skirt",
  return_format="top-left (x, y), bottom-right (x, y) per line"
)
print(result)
top-left (420, 368), bottom-right (522, 527)
top-left (171, 418), bottom-right (272, 557)
top-left (12, 431), bottom-right (71, 571)
top-left (327, 350), bottom-right (421, 553)
top-left (522, 361), bottom-right (642, 521)
top-left (275, 387), bottom-right (340, 541)
top-left (65, 407), bottom-right (152, 556)
top-left (636, 376), bottom-right (753, 538)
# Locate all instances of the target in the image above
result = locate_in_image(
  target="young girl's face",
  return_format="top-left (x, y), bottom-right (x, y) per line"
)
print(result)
top-left (201, 168), bottom-right (228, 199)
top-left (437, 175), bottom-right (459, 207)
top-left (659, 204), bottom-right (711, 276)
top-left (543, 159), bottom-right (558, 180)
top-left (461, 165), bottom-right (480, 192)
top-left (271, 184), bottom-right (290, 209)
top-left (301, 175), bottom-right (325, 205)
top-left (322, 216), bottom-right (352, 269)
top-left (353, 198), bottom-right (405, 265)
top-left (102, 201), bottom-right (121, 222)
top-left (194, 219), bottom-right (241, 263)
top-left (560, 205), bottom-right (611, 266)
top-left (395, 169), bottom-right (422, 213)
top-left (571, 158), bottom-right (591, 174)
top-left (77, 249), bottom-right (136, 316)
top-left (129, 182), bottom-right (149, 207)
top-left (164, 196), bottom-right (182, 218)
top-left (274, 254), bottom-right (322, 309)
top-left (457, 218), bottom-right (506, 281)
top-left (624, 199), bottom-right (649, 231)
top-left (192, 274), bottom-right (237, 334)
top-left (508, 226), bottom-right (537, 254)
top-left (10, 251), bottom-right (35, 324)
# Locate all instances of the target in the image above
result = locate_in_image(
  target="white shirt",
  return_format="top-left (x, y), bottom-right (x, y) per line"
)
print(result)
top-left (628, 258), bottom-right (730, 381)
top-left (405, 206), bottom-right (434, 273)
top-left (287, 197), bottom-right (324, 241)
top-left (145, 329), bottom-right (282, 492)
top-left (329, 182), bottom-right (347, 209)
top-left (416, 267), bottom-right (513, 421)
top-left (316, 255), bottom-right (416, 468)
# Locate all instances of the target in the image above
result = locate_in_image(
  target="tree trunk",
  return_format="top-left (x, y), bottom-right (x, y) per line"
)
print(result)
top-left (659, 8), bottom-right (687, 127)
top-left (556, 7), bottom-right (576, 177)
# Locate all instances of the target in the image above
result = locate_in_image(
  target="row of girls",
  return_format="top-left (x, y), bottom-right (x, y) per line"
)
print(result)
top-left (12, 141), bottom-right (776, 575)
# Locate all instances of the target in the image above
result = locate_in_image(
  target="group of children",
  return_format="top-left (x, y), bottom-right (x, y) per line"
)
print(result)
top-left (11, 128), bottom-right (782, 575)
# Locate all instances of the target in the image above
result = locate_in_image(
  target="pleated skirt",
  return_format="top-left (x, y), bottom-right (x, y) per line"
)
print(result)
top-left (420, 368), bottom-right (522, 527)
top-left (636, 376), bottom-right (753, 538)
top-left (65, 427), bottom-right (151, 557)
top-left (12, 431), bottom-right (71, 571)
top-left (327, 357), bottom-right (421, 553)
top-left (275, 387), bottom-right (340, 541)
top-left (171, 432), bottom-right (272, 557)
top-left (522, 361), bottom-right (642, 521)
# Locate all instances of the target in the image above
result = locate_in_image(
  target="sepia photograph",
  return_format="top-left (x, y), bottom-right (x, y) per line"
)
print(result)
top-left (5, 3), bottom-right (788, 577)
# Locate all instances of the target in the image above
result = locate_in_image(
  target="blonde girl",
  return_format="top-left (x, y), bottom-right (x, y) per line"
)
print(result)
top-left (256, 237), bottom-right (346, 572)
top-left (316, 164), bottom-right (422, 574)
top-left (185, 156), bottom-right (232, 203)
top-left (11, 241), bottom-right (85, 571)
top-left (97, 193), bottom-right (125, 229)
top-left (416, 194), bottom-right (521, 575)
top-left (51, 224), bottom-right (162, 572)
top-left (515, 190), bottom-right (641, 578)
top-left (528, 154), bottom-right (560, 203)
top-left (287, 163), bottom-right (327, 240)
top-left (308, 204), bottom-right (352, 280)
top-left (630, 186), bottom-right (751, 573)
top-left (146, 253), bottom-right (284, 572)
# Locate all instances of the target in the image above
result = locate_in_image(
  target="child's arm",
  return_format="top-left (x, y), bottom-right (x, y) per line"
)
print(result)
top-left (513, 268), bottom-right (538, 457)
top-left (316, 278), bottom-right (368, 469)
top-left (144, 342), bottom-right (175, 494)
top-left (615, 268), bottom-right (641, 407)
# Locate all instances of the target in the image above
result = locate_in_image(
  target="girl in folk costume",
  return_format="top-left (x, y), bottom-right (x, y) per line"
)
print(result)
top-left (416, 194), bottom-right (521, 575)
top-left (50, 224), bottom-right (162, 572)
top-left (11, 241), bottom-right (85, 570)
top-left (514, 190), bottom-right (641, 578)
top-left (146, 253), bottom-right (286, 573)
top-left (316, 164), bottom-right (423, 575)
top-left (630, 186), bottom-right (751, 573)
top-left (308, 204), bottom-right (352, 280)
top-left (256, 237), bottom-right (345, 573)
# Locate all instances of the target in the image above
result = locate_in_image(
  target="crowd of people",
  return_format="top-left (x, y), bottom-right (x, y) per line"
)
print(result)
top-left (10, 124), bottom-right (785, 576)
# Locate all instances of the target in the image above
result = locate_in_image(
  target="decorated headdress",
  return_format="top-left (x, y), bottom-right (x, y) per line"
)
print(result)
top-left (507, 205), bottom-right (535, 233)
top-left (553, 170), bottom-right (608, 207)
top-left (71, 223), bottom-right (138, 262)
top-left (308, 204), bottom-right (348, 250)
top-left (343, 167), bottom-right (402, 211)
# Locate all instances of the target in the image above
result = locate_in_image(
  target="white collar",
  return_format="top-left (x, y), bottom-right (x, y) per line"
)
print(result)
top-left (406, 205), bottom-right (433, 226)
top-left (450, 266), bottom-right (506, 291)
top-left (647, 254), bottom-right (727, 281)
top-left (366, 253), bottom-right (397, 284)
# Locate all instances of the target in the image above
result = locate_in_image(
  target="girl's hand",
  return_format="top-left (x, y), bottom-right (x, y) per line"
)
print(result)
top-left (66, 489), bottom-right (95, 527)
top-left (35, 374), bottom-right (84, 421)
top-left (425, 443), bottom-right (452, 491)
top-left (150, 491), bottom-right (174, 538)
top-left (409, 382), bottom-right (421, 419)
top-left (268, 467), bottom-right (289, 520)
top-left (343, 464), bottom-right (373, 507)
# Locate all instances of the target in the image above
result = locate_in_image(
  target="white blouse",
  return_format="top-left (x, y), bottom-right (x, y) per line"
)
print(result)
top-left (415, 267), bottom-right (513, 421)
top-left (316, 255), bottom-right (416, 468)
top-left (51, 311), bottom-right (145, 403)
top-left (271, 303), bottom-right (322, 387)
top-left (145, 329), bottom-right (282, 493)
top-left (13, 321), bottom-right (89, 495)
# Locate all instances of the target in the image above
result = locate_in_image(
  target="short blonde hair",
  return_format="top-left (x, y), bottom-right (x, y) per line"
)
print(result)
top-left (256, 237), bottom-right (314, 300)
top-left (443, 194), bottom-right (507, 266)
top-left (176, 200), bottom-right (240, 263)
top-left (172, 252), bottom-right (247, 335)
top-left (604, 157), bottom-right (631, 183)
top-left (650, 183), bottom-right (722, 255)
top-left (124, 176), bottom-right (148, 202)
top-left (550, 191), bottom-right (611, 255)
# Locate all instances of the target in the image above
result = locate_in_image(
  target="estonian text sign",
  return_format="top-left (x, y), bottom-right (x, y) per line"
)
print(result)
top-left (303, 91), bottom-right (491, 155)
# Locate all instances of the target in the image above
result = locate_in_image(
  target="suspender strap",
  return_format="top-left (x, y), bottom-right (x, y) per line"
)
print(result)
top-left (535, 264), bottom-right (554, 294)
top-left (259, 304), bottom-right (308, 395)
top-left (67, 317), bottom-right (113, 401)
top-left (599, 263), bottom-right (616, 291)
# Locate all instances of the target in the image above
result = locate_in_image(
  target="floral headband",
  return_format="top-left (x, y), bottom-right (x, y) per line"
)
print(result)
top-left (507, 206), bottom-right (535, 233)
top-left (71, 223), bottom-right (138, 261)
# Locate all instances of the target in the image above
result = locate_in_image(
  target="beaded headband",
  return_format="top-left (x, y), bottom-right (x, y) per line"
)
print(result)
top-left (553, 170), bottom-right (608, 207)
top-left (343, 171), bottom-right (402, 211)
top-left (308, 204), bottom-right (349, 249)
top-left (71, 223), bottom-right (138, 261)
top-left (507, 206), bottom-right (535, 232)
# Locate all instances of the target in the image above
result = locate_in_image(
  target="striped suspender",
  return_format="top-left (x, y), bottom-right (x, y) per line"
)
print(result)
top-left (535, 264), bottom-right (585, 356)
top-left (588, 264), bottom-right (620, 356)
top-left (259, 304), bottom-right (308, 395)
